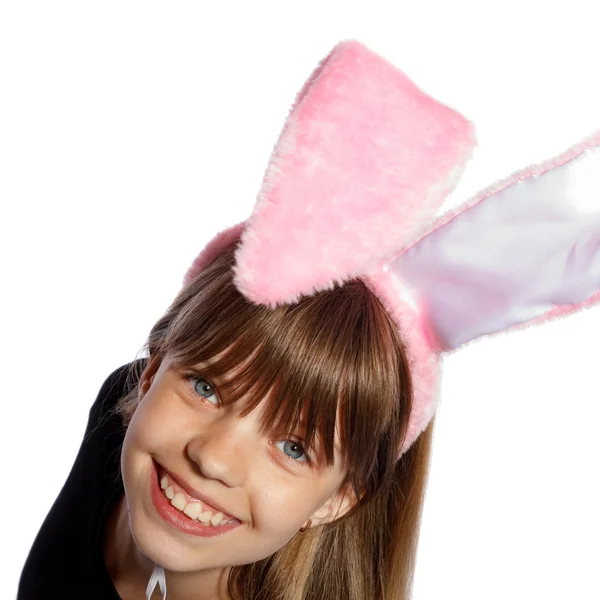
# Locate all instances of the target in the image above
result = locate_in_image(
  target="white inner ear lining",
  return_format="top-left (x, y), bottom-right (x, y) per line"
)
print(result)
top-left (391, 146), bottom-right (600, 349)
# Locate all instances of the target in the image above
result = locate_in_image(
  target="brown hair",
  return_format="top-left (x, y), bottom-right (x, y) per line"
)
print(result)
top-left (115, 246), bottom-right (435, 600)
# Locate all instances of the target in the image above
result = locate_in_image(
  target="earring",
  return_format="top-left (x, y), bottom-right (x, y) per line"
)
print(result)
top-left (299, 519), bottom-right (312, 532)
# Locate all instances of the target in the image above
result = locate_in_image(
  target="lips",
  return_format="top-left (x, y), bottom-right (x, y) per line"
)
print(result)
top-left (154, 460), bottom-right (238, 521)
top-left (149, 460), bottom-right (241, 537)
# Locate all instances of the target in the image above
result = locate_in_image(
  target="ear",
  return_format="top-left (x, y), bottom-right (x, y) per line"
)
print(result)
top-left (309, 484), bottom-right (361, 527)
top-left (137, 353), bottom-right (163, 401)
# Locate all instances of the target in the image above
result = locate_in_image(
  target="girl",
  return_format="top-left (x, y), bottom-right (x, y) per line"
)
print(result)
top-left (18, 40), bottom-right (600, 600)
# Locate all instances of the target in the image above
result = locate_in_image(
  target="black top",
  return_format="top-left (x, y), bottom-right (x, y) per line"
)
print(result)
top-left (18, 360), bottom-right (145, 599)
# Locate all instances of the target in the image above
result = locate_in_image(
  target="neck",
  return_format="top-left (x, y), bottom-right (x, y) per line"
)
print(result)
top-left (103, 493), bottom-right (233, 600)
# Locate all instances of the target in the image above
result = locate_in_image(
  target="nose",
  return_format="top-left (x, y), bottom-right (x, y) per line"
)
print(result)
top-left (186, 414), bottom-right (253, 488)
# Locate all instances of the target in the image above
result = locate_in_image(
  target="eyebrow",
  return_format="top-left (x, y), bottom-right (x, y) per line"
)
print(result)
top-left (178, 362), bottom-right (231, 385)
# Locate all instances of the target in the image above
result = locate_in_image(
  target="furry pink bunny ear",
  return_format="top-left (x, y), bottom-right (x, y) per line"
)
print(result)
top-left (373, 129), bottom-right (600, 454)
top-left (232, 40), bottom-right (476, 306)
top-left (390, 129), bottom-right (600, 352)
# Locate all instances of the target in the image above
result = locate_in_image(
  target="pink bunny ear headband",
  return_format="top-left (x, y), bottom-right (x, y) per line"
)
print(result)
top-left (181, 39), bottom-right (600, 459)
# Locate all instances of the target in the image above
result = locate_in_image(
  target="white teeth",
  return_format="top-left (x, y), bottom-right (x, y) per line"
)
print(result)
top-left (160, 473), bottom-right (232, 525)
top-left (183, 502), bottom-right (202, 520)
top-left (171, 492), bottom-right (187, 511)
top-left (198, 511), bottom-right (212, 523)
top-left (210, 512), bottom-right (224, 526)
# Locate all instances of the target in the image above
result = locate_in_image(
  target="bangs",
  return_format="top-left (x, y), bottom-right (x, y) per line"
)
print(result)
top-left (150, 249), bottom-right (412, 491)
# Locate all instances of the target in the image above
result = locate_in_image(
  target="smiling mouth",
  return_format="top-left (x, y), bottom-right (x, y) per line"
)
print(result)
top-left (154, 463), bottom-right (237, 526)
top-left (153, 461), bottom-right (240, 528)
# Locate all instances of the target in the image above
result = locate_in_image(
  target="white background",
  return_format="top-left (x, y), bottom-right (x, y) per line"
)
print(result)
top-left (2, 1), bottom-right (599, 598)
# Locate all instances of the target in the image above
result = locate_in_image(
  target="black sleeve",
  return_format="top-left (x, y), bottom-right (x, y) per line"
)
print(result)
top-left (17, 359), bottom-right (146, 600)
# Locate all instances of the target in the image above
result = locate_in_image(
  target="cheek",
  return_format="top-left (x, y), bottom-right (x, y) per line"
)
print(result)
top-left (126, 388), bottom-right (186, 450)
top-left (248, 473), bottom-right (328, 536)
top-left (121, 389), bottom-right (188, 483)
top-left (230, 483), bottom-right (315, 561)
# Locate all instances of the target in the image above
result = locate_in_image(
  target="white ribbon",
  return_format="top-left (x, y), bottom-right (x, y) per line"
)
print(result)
top-left (145, 563), bottom-right (167, 600)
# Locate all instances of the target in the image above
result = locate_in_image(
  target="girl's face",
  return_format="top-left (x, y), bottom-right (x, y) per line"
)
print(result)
top-left (120, 353), bottom-right (353, 573)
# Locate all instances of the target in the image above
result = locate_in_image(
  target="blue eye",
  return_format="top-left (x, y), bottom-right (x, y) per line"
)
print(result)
top-left (190, 376), bottom-right (219, 406)
top-left (274, 440), bottom-right (307, 462)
